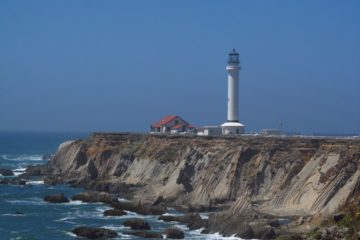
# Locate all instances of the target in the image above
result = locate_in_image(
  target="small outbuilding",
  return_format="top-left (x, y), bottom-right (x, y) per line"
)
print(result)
top-left (197, 126), bottom-right (222, 136)
top-left (150, 115), bottom-right (195, 134)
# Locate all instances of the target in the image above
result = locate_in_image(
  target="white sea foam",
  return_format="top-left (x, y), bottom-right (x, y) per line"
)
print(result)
top-left (124, 210), bottom-right (139, 216)
top-left (55, 216), bottom-right (76, 222)
top-left (12, 167), bottom-right (26, 176)
top-left (187, 228), bottom-right (245, 239)
top-left (118, 234), bottom-right (133, 239)
top-left (95, 206), bottom-right (111, 213)
top-left (101, 224), bottom-right (126, 231)
top-left (27, 180), bottom-right (44, 185)
top-left (7, 198), bottom-right (44, 206)
top-left (1, 154), bottom-right (43, 161)
top-left (65, 231), bottom-right (77, 238)
top-left (68, 200), bottom-right (87, 205)
top-left (200, 213), bottom-right (211, 219)
top-left (163, 212), bottom-right (184, 216)
top-left (118, 197), bottom-right (130, 202)
top-left (1, 213), bottom-right (25, 217)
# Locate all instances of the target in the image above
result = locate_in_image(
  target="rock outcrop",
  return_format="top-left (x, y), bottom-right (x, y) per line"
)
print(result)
top-left (72, 226), bottom-right (117, 239)
top-left (44, 193), bottom-right (70, 203)
top-left (72, 191), bottom-right (117, 204)
top-left (164, 227), bottom-right (185, 239)
top-left (123, 218), bottom-right (151, 230)
top-left (45, 133), bottom-right (360, 238)
top-left (0, 168), bottom-right (14, 176)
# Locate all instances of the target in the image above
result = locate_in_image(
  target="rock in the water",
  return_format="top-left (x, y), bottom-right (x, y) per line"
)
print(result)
top-left (124, 230), bottom-right (163, 238)
top-left (164, 227), bottom-right (185, 239)
top-left (159, 215), bottom-right (180, 222)
top-left (72, 226), bottom-right (117, 239)
top-left (44, 193), bottom-right (69, 203)
top-left (72, 191), bottom-right (118, 204)
top-left (159, 213), bottom-right (208, 230)
top-left (14, 211), bottom-right (24, 215)
top-left (179, 213), bottom-right (208, 230)
top-left (111, 201), bottom-right (166, 215)
top-left (103, 208), bottom-right (127, 216)
top-left (0, 178), bottom-right (27, 185)
top-left (20, 165), bottom-right (44, 178)
top-left (123, 218), bottom-right (151, 230)
top-left (0, 168), bottom-right (14, 176)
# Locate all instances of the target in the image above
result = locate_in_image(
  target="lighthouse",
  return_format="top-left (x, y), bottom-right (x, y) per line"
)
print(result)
top-left (221, 49), bottom-right (245, 134)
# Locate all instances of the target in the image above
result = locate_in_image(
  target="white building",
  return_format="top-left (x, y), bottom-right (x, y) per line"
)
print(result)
top-left (221, 49), bottom-right (245, 135)
top-left (150, 115), bottom-right (195, 134)
top-left (260, 129), bottom-right (282, 136)
top-left (197, 126), bottom-right (222, 136)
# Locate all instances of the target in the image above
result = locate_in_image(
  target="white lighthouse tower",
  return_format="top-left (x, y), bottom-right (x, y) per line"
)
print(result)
top-left (221, 49), bottom-right (245, 134)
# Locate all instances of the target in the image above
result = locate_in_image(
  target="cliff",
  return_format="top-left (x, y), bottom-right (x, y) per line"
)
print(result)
top-left (45, 133), bottom-right (360, 238)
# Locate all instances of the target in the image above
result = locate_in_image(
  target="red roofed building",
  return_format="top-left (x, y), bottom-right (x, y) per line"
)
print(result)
top-left (150, 115), bottom-right (195, 134)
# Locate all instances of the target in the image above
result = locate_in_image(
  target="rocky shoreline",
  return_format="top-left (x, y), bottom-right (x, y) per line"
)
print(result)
top-left (5, 133), bottom-right (360, 239)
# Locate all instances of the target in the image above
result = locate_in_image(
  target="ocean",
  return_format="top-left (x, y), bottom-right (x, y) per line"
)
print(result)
top-left (0, 132), bottom-right (242, 240)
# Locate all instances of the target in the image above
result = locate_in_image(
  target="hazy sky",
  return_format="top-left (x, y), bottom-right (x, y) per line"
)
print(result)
top-left (0, 1), bottom-right (359, 134)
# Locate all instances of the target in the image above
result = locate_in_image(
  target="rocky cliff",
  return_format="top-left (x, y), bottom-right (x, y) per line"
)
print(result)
top-left (45, 133), bottom-right (360, 238)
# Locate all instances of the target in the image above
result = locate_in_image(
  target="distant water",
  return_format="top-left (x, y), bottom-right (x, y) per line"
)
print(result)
top-left (0, 132), bottom-right (242, 240)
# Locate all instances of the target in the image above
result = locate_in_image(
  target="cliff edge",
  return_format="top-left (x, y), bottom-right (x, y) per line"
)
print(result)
top-left (45, 133), bottom-right (360, 238)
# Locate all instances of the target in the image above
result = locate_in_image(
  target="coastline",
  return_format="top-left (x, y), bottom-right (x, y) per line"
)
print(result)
top-left (11, 133), bottom-right (360, 239)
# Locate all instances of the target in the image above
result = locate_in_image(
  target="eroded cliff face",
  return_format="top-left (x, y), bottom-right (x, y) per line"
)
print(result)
top-left (46, 133), bottom-right (360, 237)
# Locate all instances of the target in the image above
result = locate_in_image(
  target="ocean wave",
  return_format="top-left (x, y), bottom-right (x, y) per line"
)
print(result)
top-left (55, 216), bottom-right (76, 222)
top-left (12, 167), bottom-right (26, 177)
top-left (1, 154), bottom-right (43, 161)
top-left (1, 213), bottom-right (25, 217)
top-left (7, 198), bottom-right (44, 206)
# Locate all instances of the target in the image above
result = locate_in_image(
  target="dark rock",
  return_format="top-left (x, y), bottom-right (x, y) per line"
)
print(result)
top-left (123, 230), bottom-right (163, 238)
top-left (72, 226), bottom-right (117, 239)
top-left (111, 201), bottom-right (166, 215)
top-left (0, 168), bottom-right (14, 176)
top-left (179, 213), bottom-right (208, 230)
top-left (159, 213), bottom-right (208, 230)
top-left (44, 193), bottom-right (69, 203)
top-left (87, 160), bottom-right (98, 180)
top-left (260, 225), bottom-right (276, 239)
top-left (152, 196), bottom-right (164, 206)
top-left (333, 212), bottom-right (345, 222)
top-left (0, 178), bottom-right (27, 185)
top-left (103, 208), bottom-right (127, 216)
top-left (164, 227), bottom-right (184, 239)
top-left (249, 221), bottom-right (277, 239)
top-left (123, 218), bottom-right (151, 230)
top-left (14, 211), bottom-right (24, 215)
top-left (21, 165), bottom-right (43, 177)
top-left (72, 191), bottom-right (118, 204)
top-left (176, 163), bottom-right (195, 192)
top-left (44, 175), bottom-right (59, 185)
top-left (159, 215), bottom-right (180, 222)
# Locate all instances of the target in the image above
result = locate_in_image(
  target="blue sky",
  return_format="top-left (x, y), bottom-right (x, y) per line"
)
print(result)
top-left (0, 1), bottom-right (359, 134)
